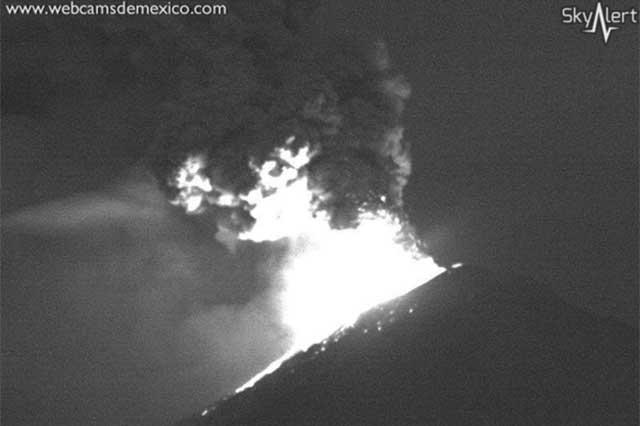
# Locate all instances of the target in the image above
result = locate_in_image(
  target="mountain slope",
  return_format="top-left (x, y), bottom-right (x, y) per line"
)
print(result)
top-left (184, 265), bottom-right (637, 425)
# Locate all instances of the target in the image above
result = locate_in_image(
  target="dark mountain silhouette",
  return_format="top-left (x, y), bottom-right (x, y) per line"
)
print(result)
top-left (182, 265), bottom-right (638, 425)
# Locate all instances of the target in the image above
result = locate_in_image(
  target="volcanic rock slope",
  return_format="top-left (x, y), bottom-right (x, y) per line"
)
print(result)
top-left (184, 265), bottom-right (638, 426)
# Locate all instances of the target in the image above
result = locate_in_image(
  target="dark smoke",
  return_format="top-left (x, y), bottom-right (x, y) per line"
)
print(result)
top-left (146, 1), bottom-right (412, 230)
top-left (2, 2), bottom-right (416, 424)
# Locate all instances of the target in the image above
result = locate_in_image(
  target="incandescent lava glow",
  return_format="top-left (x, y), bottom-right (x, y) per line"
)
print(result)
top-left (169, 138), bottom-right (444, 393)
top-left (279, 213), bottom-right (442, 350)
top-left (232, 139), bottom-right (444, 393)
top-left (235, 207), bottom-right (444, 392)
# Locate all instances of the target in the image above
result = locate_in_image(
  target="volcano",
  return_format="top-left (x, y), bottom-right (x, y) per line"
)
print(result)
top-left (180, 265), bottom-right (637, 425)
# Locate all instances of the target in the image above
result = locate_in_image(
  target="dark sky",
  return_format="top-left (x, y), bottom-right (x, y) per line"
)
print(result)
top-left (4, 0), bottom-right (636, 322)
top-left (323, 0), bottom-right (638, 325)
top-left (1, 1), bottom-right (638, 425)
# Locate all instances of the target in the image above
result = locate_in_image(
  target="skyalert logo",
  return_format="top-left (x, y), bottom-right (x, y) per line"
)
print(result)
top-left (562, 2), bottom-right (638, 44)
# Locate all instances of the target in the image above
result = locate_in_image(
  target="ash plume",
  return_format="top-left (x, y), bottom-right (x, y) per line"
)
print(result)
top-left (145, 0), bottom-right (413, 231)
top-left (143, 0), bottom-right (442, 398)
top-left (3, 3), bottom-right (429, 424)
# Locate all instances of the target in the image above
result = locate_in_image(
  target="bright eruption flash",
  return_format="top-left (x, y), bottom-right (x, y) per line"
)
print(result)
top-left (235, 210), bottom-right (444, 392)
top-left (169, 138), bottom-right (444, 394)
top-left (279, 214), bottom-right (442, 349)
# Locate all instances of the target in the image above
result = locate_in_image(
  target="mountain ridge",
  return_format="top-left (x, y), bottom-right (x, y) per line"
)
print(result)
top-left (182, 265), bottom-right (638, 425)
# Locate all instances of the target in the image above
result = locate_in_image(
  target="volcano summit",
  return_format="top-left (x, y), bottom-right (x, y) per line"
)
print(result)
top-left (182, 265), bottom-right (637, 426)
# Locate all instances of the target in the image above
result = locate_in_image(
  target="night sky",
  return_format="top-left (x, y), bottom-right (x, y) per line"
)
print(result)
top-left (2, 1), bottom-right (638, 425)
top-left (323, 0), bottom-right (638, 326)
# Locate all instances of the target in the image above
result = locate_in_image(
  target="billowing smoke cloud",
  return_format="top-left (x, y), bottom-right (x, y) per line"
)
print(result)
top-left (142, 0), bottom-right (438, 398)
top-left (139, 1), bottom-right (443, 399)
top-left (3, 2), bottom-right (437, 424)
top-left (146, 1), bottom-right (412, 231)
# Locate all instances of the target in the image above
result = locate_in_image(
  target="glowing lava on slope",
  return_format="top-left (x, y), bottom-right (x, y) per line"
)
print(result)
top-left (169, 139), bottom-right (444, 393)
